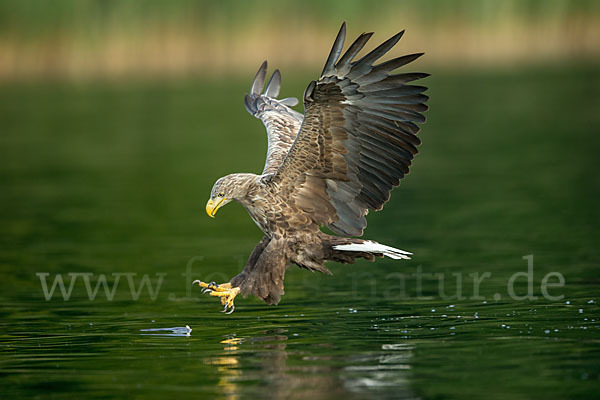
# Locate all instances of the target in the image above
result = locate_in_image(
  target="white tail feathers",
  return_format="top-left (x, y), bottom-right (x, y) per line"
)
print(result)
top-left (333, 240), bottom-right (412, 260)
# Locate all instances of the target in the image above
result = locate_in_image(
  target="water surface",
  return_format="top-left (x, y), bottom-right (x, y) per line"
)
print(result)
top-left (1, 66), bottom-right (599, 399)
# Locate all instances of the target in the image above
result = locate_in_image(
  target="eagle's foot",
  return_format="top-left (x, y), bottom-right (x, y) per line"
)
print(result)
top-left (192, 280), bottom-right (241, 314)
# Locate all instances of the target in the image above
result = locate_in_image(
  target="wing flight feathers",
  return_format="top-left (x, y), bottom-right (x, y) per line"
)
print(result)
top-left (273, 23), bottom-right (429, 236)
top-left (244, 61), bottom-right (303, 175)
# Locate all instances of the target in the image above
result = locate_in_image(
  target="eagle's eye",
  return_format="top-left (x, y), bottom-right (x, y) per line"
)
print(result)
top-left (218, 192), bottom-right (225, 197)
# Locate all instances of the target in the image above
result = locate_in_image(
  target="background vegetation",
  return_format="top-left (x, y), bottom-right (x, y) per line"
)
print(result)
top-left (0, 0), bottom-right (598, 81)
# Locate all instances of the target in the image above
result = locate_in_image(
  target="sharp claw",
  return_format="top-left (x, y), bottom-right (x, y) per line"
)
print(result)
top-left (194, 280), bottom-right (238, 313)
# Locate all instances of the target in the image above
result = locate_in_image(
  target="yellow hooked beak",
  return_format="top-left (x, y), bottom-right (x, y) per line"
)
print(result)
top-left (206, 197), bottom-right (226, 218)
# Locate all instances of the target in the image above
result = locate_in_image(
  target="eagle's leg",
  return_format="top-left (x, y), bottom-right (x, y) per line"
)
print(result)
top-left (192, 236), bottom-right (270, 313)
top-left (192, 280), bottom-right (241, 314)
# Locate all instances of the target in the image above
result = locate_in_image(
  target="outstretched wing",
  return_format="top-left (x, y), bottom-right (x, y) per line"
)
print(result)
top-left (273, 22), bottom-right (429, 236)
top-left (244, 61), bottom-right (304, 174)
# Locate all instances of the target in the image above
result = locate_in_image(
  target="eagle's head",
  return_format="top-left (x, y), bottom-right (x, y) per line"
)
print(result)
top-left (206, 173), bottom-right (256, 218)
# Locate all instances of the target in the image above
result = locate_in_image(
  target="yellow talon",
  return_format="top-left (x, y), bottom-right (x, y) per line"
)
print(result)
top-left (213, 282), bottom-right (232, 291)
top-left (193, 280), bottom-right (240, 313)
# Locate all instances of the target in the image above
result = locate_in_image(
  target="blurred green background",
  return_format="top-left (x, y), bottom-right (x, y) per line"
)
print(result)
top-left (0, 0), bottom-right (599, 80)
top-left (1, 1), bottom-right (599, 399)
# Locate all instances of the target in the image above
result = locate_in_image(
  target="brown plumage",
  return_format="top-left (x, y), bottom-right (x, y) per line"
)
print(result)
top-left (196, 22), bottom-right (428, 313)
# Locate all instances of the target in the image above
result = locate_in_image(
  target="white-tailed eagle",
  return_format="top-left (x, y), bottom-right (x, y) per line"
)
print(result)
top-left (194, 22), bottom-right (428, 313)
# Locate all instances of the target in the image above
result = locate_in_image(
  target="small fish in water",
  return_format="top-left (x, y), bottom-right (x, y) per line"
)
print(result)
top-left (140, 325), bottom-right (192, 337)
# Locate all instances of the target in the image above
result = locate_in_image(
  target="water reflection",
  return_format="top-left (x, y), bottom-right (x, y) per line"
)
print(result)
top-left (342, 344), bottom-right (415, 398)
top-left (207, 330), bottom-right (419, 400)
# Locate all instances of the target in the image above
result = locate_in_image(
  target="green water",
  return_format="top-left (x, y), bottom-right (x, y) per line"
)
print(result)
top-left (1, 66), bottom-right (599, 399)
